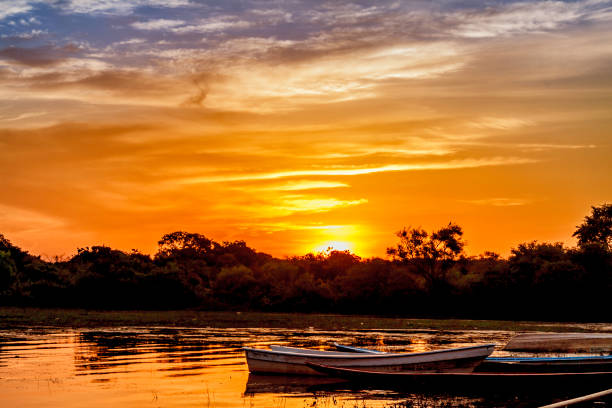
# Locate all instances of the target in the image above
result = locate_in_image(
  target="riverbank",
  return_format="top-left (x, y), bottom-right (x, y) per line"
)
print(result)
top-left (1, 307), bottom-right (611, 332)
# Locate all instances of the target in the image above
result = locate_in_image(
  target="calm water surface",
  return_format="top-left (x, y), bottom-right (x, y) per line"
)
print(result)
top-left (0, 326), bottom-right (609, 407)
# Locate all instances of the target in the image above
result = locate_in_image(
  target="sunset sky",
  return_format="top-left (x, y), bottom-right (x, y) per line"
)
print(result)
top-left (1, 0), bottom-right (611, 258)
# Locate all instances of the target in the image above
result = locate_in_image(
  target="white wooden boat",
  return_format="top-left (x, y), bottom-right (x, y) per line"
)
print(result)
top-left (269, 345), bottom-right (360, 355)
top-left (333, 343), bottom-right (384, 354)
top-left (243, 343), bottom-right (495, 375)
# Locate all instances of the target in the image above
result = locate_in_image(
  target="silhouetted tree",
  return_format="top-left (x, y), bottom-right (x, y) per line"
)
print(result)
top-left (387, 223), bottom-right (465, 290)
top-left (0, 250), bottom-right (17, 296)
top-left (508, 241), bottom-right (569, 285)
top-left (213, 265), bottom-right (258, 307)
top-left (1, 202), bottom-right (611, 319)
top-left (156, 231), bottom-right (218, 261)
top-left (573, 203), bottom-right (612, 251)
top-left (0, 235), bottom-right (18, 295)
top-left (216, 240), bottom-right (270, 267)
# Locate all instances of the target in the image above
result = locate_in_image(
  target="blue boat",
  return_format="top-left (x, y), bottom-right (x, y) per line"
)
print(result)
top-left (334, 343), bottom-right (612, 373)
top-left (478, 354), bottom-right (612, 373)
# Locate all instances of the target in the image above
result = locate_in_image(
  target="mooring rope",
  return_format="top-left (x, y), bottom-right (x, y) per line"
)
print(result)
top-left (538, 388), bottom-right (612, 408)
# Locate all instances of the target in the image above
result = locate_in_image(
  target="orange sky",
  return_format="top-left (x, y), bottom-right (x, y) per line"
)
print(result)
top-left (1, 1), bottom-right (611, 259)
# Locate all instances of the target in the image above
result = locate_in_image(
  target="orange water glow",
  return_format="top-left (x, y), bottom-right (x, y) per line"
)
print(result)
top-left (3, 326), bottom-right (611, 407)
top-left (0, 328), bottom-right (519, 408)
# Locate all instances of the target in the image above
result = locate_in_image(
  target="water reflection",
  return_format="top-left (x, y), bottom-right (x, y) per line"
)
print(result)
top-left (0, 326), bottom-right (609, 408)
top-left (243, 371), bottom-right (611, 407)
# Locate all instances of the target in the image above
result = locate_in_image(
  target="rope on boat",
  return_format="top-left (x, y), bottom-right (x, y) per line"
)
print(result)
top-left (537, 388), bottom-right (612, 408)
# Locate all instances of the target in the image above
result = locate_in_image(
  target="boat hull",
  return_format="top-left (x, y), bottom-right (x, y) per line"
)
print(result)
top-left (307, 363), bottom-right (612, 389)
top-left (478, 355), bottom-right (612, 373)
top-left (333, 343), bottom-right (383, 354)
top-left (244, 344), bottom-right (495, 376)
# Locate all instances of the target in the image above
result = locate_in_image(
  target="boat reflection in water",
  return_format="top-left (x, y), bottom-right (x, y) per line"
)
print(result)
top-left (242, 371), bottom-right (612, 408)
top-left (244, 373), bottom-right (346, 395)
top-left (243, 372), bottom-right (502, 407)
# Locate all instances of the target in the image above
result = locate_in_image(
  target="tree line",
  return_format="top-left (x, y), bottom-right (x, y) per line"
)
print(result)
top-left (1, 204), bottom-right (610, 321)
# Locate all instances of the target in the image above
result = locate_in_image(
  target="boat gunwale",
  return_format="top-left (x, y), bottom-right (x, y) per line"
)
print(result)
top-left (333, 343), bottom-right (384, 354)
top-left (243, 343), bottom-right (496, 360)
top-left (269, 345), bottom-right (371, 356)
top-left (485, 355), bottom-right (612, 362)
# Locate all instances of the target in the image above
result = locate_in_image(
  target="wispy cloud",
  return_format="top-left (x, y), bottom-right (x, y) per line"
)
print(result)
top-left (0, 0), bottom-right (32, 20)
top-left (60, 0), bottom-right (192, 16)
top-left (517, 143), bottom-right (597, 151)
top-left (469, 117), bottom-right (533, 130)
top-left (0, 29), bottom-right (47, 40)
top-left (272, 196), bottom-right (368, 215)
top-left (171, 16), bottom-right (251, 33)
top-left (247, 180), bottom-right (351, 191)
top-left (179, 157), bottom-right (538, 184)
top-left (450, 1), bottom-right (590, 38)
top-left (0, 44), bottom-right (82, 67)
top-left (0, 111), bottom-right (47, 122)
top-left (131, 19), bottom-right (185, 31)
top-left (460, 198), bottom-right (531, 207)
top-left (245, 222), bottom-right (348, 233)
top-left (0, 203), bottom-right (65, 233)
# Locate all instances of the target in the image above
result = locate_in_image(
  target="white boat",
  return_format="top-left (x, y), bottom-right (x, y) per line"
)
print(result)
top-left (333, 343), bottom-right (384, 354)
top-left (243, 344), bottom-right (496, 376)
top-left (269, 345), bottom-right (361, 355)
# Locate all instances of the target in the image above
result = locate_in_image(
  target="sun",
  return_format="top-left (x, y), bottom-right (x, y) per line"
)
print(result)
top-left (313, 240), bottom-right (355, 254)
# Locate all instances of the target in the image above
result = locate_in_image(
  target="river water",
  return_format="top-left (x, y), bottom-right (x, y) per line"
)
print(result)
top-left (0, 326), bottom-right (609, 407)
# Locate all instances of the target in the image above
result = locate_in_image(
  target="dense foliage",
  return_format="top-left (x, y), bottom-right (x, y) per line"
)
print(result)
top-left (1, 204), bottom-right (611, 321)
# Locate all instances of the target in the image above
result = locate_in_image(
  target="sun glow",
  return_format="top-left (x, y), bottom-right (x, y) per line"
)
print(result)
top-left (313, 240), bottom-right (354, 253)
top-left (303, 224), bottom-right (366, 256)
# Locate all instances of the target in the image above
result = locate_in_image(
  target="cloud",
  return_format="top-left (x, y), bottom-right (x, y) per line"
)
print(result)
top-left (2, 1), bottom-right (610, 115)
top-left (217, 194), bottom-right (368, 218)
top-left (0, 203), bottom-right (65, 233)
top-left (450, 1), bottom-right (587, 38)
top-left (59, 0), bottom-right (192, 15)
top-left (272, 195), bottom-right (368, 215)
top-left (243, 222), bottom-right (348, 233)
top-left (131, 19), bottom-right (185, 31)
top-left (113, 38), bottom-right (146, 46)
top-left (469, 117), bottom-right (533, 130)
top-left (461, 198), bottom-right (530, 207)
top-left (0, 44), bottom-right (82, 67)
top-left (197, 40), bottom-right (465, 112)
top-left (0, 0), bottom-right (32, 20)
top-left (0, 111), bottom-right (47, 123)
top-left (250, 8), bottom-right (293, 24)
top-left (517, 143), bottom-right (597, 151)
top-left (171, 16), bottom-right (251, 33)
top-left (0, 0), bottom-right (193, 20)
top-left (178, 157), bottom-right (538, 184)
top-left (242, 180), bottom-right (350, 192)
top-left (0, 64), bottom-right (195, 107)
top-left (0, 29), bottom-right (47, 40)
top-left (21, 16), bottom-right (40, 25)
